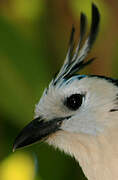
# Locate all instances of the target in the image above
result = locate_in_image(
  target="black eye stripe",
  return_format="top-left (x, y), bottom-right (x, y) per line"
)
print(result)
top-left (64, 94), bottom-right (84, 111)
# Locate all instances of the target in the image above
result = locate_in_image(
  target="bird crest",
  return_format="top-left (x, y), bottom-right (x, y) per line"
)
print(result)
top-left (53, 4), bottom-right (100, 86)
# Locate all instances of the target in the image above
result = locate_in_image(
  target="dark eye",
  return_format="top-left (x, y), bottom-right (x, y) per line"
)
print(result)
top-left (64, 94), bottom-right (83, 111)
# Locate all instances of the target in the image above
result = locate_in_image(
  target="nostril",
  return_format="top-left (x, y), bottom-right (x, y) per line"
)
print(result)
top-left (57, 121), bottom-right (62, 126)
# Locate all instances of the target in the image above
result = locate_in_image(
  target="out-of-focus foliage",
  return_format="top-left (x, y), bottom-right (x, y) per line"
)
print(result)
top-left (0, 0), bottom-right (118, 180)
top-left (11, 0), bottom-right (43, 20)
top-left (0, 152), bottom-right (37, 180)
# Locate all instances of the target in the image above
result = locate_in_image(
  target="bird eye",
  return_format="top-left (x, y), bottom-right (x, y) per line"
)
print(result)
top-left (64, 94), bottom-right (83, 111)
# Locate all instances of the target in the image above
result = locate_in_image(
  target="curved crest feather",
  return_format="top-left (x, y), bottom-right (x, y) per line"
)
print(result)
top-left (53, 3), bottom-right (100, 85)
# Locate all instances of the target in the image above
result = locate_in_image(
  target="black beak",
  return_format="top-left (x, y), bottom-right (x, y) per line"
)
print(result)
top-left (13, 116), bottom-right (69, 151)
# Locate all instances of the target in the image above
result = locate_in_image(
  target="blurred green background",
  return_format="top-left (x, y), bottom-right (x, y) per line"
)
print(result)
top-left (0, 0), bottom-right (118, 180)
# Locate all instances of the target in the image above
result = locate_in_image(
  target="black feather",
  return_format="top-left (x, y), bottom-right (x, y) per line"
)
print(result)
top-left (88, 3), bottom-right (100, 47)
top-left (65, 4), bottom-right (100, 76)
top-left (72, 13), bottom-right (87, 62)
top-left (65, 58), bottom-right (95, 79)
top-left (68, 25), bottom-right (75, 63)
top-left (53, 4), bottom-right (100, 85)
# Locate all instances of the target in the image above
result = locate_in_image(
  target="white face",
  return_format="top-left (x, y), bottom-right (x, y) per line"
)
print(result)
top-left (35, 76), bottom-right (118, 136)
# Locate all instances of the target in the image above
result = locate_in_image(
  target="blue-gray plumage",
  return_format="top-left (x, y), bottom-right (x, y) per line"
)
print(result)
top-left (13, 4), bottom-right (118, 180)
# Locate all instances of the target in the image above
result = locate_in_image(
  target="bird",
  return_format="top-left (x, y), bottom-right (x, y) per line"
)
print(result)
top-left (13, 3), bottom-right (118, 180)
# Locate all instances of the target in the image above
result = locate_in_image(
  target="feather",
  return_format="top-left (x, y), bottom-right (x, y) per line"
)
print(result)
top-left (54, 3), bottom-right (100, 85)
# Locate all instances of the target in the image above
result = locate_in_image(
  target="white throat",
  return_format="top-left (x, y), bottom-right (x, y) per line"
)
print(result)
top-left (47, 121), bottom-right (118, 180)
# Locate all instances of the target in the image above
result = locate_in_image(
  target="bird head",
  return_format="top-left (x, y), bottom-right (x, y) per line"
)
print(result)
top-left (13, 4), bottom-right (118, 157)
